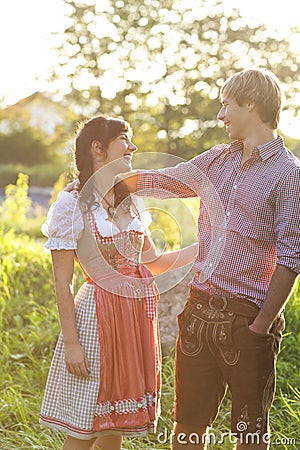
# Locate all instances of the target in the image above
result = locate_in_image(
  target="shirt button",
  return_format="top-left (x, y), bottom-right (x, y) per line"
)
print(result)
top-left (233, 184), bottom-right (238, 190)
top-left (226, 211), bottom-right (231, 217)
top-left (218, 237), bottom-right (223, 242)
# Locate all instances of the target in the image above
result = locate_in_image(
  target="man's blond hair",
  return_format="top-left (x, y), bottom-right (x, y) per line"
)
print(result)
top-left (221, 69), bottom-right (283, 129)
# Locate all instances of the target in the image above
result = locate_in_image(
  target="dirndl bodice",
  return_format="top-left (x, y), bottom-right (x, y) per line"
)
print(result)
top-left (79, 209), bottom-right (159, 320)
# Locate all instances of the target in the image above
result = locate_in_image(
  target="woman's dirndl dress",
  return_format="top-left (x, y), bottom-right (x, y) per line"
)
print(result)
top-left (39, 191), bottom-right (161, 440)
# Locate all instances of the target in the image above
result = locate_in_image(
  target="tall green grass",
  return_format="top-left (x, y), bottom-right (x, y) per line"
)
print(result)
top-left (1, 230), bottom-right (299, 449)
top-left (0, 173), bottom-right (69, 239)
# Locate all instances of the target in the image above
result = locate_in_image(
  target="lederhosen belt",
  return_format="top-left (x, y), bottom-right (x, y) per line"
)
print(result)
top-left (187, 286), bottom-right (259, 318)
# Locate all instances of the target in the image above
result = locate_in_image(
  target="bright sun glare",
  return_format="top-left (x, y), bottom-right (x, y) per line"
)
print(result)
top-left (1, 0), bottom-right (300, 137)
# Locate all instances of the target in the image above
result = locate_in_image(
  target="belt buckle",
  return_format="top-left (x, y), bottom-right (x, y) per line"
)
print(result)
top-left (209, 295), bottom-right (227, 312)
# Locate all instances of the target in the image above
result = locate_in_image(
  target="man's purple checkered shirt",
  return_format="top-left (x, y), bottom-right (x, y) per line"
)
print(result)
top-left (137, 136), bottom-right (300, 307)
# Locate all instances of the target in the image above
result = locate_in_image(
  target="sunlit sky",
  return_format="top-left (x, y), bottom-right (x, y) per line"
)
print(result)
top-left (1, 0), bottom-right (300, 137)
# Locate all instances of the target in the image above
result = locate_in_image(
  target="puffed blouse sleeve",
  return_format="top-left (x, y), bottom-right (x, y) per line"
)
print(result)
top-left (41, 191), bottom-right (84, 250)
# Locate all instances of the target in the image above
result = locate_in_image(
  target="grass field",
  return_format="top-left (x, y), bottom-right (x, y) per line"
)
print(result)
top-left (1, 230), bottom-right (299, 449)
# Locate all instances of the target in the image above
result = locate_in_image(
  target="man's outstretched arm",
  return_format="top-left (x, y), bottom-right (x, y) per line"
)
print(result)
top-left (115, 161), bottom-right (201, 200)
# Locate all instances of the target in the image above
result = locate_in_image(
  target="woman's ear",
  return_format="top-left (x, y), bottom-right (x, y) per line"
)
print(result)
top-left (91, 140), bottom-right (105, 166)
top-left (91, 139), bottom-right (102, 154)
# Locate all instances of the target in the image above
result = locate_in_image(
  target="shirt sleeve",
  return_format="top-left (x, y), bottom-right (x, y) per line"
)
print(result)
top-left (41, 191), bottom-right (84, 250)
top-left (275, 167), bottom-right (300, 273)
top-left (136, 155), bottom-right (209, 199)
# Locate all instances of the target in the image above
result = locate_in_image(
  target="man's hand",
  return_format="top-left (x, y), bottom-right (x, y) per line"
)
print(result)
top-left (248, 323), bottom-right (270, 335)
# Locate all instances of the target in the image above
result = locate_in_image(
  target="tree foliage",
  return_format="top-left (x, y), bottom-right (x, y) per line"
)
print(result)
top-left (0, 93), bottom-right (75, 167)
top-left (53, 0), bottom-right (300, 159)
top-left (0, 128), bottom-right (53, 165)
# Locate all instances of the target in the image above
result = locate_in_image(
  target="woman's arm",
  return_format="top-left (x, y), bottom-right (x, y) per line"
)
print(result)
top-left (141, 235), bottom-right (198, 275)
top-left (51, 249), bottom-right (90, 378)
top-left (115, 171), bottom-right (138, 193)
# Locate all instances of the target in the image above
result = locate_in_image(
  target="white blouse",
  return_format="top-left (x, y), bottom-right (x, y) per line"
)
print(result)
top-left (42, 191), bottom-right (151, 251)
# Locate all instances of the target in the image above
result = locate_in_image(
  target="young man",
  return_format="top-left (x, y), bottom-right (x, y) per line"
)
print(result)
top-left (116, 69), bottom-right (300, 449)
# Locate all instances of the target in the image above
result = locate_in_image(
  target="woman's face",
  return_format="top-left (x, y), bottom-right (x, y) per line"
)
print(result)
top-left (103, 131), bottom-right (137, 172)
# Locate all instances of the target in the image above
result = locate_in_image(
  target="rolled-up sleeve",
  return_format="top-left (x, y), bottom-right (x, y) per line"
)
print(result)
top-left (136, 156), bottom-right (208, 199)
top-left (275, 168), bottom-right (300, 273)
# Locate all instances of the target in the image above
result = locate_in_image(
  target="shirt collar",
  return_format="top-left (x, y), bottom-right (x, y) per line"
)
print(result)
top-left (256, 135), bottom-right (284, 161)
top-left (229, 140), bottom-right (243, 153)
top-left (229, 135), bottom-right (284, 161)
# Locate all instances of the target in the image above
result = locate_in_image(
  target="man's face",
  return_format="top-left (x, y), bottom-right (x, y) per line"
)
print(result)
top-left (217, 95), bottom-right (252, 141)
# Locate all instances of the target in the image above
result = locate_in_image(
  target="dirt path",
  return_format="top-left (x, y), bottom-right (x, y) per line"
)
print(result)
top-left (157, 266), bottom-right (193, 352)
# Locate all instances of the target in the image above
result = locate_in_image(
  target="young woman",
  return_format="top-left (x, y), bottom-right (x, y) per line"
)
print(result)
top-left (40, 115), bottom-right (197, 450)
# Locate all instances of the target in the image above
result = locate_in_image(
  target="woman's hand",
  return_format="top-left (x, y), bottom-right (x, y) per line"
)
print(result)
top-left (64, 342), bottom-right (90, 378)
top-left (64, 179), bottom-right (79, 192)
